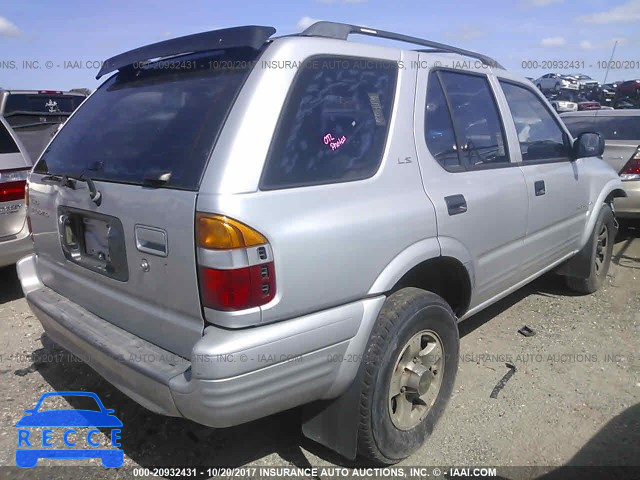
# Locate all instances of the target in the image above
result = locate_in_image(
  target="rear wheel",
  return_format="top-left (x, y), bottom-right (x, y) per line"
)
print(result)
top-left (566, 205), bottom-right (615, 294)
top-left (357, 288), bottom-right (459, 464)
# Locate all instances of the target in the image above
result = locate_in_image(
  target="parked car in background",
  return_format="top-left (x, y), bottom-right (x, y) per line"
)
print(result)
top-left (0, 116), bottom-right (32, 268)
top-left (598, 82), bottom-right (619, 106)
top-left (0, 89), bottom-right (86, 163)
top-left (550, 99), bottom-right (577, 113)
top-left (577, 100), bottom-right (601, 111)
top-left (16, 22), bottom-right (624, 465)
top-left (571, 74), bottom-right (600, 92)
top-left (615, 79), bottom-right (640, 99)
top-left (534, 73), bottom-right (579, 92)
top-left (561, 109), bottom-right (640, 220)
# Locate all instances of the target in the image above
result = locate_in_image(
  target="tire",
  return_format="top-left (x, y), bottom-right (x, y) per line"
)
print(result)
top-left (357, 288), bottom-right (459, 464)
top-left (566, 204), bottom-right (615, 294)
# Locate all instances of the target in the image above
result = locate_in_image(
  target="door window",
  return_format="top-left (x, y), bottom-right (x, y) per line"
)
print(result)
top-left (436, 71), bottom-right (510, 168)
top-left (500, 81), bottom-right (571, 162)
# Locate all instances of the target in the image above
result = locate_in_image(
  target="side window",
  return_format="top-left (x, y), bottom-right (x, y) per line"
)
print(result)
top-left (424, 74), bottom-right (460, 170)
top-left (260, 57), bottom-right (397, 190)
top-left (0, 122), bottom-right (20, 154)
top-left (438, 71), bottom-right (509, 167)
top-left (500, 81), bottom-right (571, 162)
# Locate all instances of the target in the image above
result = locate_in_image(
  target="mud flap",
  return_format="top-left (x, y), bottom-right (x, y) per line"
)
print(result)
top-left (301, 363), bottom-right (365, 460)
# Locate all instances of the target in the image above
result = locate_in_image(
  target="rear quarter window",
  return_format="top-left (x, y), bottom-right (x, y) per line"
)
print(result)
top-left (260, 56), bottom-right (398, 190)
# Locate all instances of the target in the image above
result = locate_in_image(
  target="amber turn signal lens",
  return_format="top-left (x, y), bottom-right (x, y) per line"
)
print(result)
top-left (196, 213), bottom-right (267, 250)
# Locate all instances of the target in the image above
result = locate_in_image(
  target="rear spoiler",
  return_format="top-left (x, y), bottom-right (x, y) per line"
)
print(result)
top-left (96, 25), bottom-right (276, 79)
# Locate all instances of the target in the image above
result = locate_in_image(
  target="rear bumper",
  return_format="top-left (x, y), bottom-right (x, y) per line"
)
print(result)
top-left (0, 222), bottom-right (32, 268)
top-left (17, 254), bottom-right (385, 427)
top-left (614, 181), bottom-right (640, 219)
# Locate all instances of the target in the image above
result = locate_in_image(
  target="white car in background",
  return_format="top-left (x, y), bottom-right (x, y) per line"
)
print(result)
top-left (0, 116), bottom-right (32, 268)
top-left (550, 99), bottom-right (578, 113)
top-left (534, 73), bottom-right (579, 92)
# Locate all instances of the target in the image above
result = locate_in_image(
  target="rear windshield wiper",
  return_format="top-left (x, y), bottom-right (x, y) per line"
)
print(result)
top-left (41, 173), bottom-right (102, 206)
top-left (142, 170), bottom-right (172, 188)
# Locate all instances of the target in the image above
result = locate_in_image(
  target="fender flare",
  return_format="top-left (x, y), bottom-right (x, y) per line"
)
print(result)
top-left (367, 237), bottom-right (474, 295)
top-left (580, 182), bottom-right (626, 248)
top-left (557, 182), bottom-right (625, 279)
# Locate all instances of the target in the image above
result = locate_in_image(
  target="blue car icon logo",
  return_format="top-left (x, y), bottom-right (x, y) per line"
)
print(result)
top-left (15, 391), bottom-right (123, 468)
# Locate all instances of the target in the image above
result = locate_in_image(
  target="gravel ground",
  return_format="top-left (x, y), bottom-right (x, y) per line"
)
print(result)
top-left (0, 226), bottom-right (638, 479)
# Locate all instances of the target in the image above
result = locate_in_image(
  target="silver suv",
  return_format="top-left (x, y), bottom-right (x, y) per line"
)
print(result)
top-left (17, 23), bottom-right (625, 463)
top-left (0, 116), bottom-right (32, 267)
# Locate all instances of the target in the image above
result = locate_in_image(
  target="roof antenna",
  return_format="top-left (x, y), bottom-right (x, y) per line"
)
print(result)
top-left (593, 40), bottom-right (618, 132)
top-left (593, 40), bottom-right (618, 142)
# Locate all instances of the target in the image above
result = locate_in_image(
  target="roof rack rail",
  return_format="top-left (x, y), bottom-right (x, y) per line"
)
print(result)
top-left (300, 21), bottom-right (503, 69)
top-left (96, 25), bottom-right (276, 79)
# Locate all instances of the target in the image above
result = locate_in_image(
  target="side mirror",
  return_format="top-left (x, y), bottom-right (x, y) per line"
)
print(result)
top-left (573, 132), bottom-right (604, 159)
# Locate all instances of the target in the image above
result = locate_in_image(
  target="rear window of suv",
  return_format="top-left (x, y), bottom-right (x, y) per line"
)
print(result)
top-left (561, 115), bottom-right (640, 141)
top-left (260, 56), bottom-right (398, 190)
top-left (3, 94), bottom-right (84, 115)
top-left (33, 49), bottom-right (261, 190)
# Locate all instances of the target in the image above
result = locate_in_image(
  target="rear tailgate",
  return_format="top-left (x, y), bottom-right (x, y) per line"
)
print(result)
top-left (28, 48), bottom-right (261, 357)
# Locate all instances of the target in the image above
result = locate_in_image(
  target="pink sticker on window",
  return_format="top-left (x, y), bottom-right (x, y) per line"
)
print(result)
top-left (323, 133), bottom-right (347, 151)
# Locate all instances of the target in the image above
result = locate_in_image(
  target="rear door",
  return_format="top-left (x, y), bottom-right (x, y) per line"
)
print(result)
top-left (2, 92), bottom-right (85, 162)
top-left (28, 50), bottom-right (260, 357)
top-left (415, 65), bottom-right (528, 308)
top-left (0, 119), bottom-right (30, 238)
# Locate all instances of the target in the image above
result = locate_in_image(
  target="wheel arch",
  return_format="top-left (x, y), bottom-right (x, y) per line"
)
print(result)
top-left (368, 237), bottom-right (473, 317)
top-left (580, 183), bottom-right (626, 248)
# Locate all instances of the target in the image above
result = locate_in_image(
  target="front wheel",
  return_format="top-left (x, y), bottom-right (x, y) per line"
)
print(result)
top-left (357, 288), bottom-right (459, 464)
top-left (566, 204), bottom-right (615, 294)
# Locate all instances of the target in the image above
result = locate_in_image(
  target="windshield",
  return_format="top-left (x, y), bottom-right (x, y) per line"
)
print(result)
top-left (33, 48), bottom-right (261, 190)
top-left (4, 94), bottom-right (84, 115)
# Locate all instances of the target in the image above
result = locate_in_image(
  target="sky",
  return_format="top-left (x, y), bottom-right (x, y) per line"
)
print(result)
top-left (1, 0), bottom-right (639, 91)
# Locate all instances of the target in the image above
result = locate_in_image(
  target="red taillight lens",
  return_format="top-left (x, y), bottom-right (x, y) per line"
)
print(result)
top-left (0, 169), bottom-right (29, 203)
top-left (0, 180), bottom-right (27, 203)
top-left (620, 149), bottom-right (640, 180)
top-left (199, 262), bottom-right (276, 311)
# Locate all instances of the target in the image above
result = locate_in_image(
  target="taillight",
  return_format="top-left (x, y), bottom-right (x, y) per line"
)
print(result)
top-left (0, 169), bottom-right (29, 203)
top-left (196, 213), bottom-right (276, 311)
top-left (620, 148), bottom-right (640, 181)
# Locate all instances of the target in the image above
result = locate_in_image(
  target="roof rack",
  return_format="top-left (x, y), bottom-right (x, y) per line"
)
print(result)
top-left (96, 26), bottom-right (276, 79)
top-left (300, 21), bottom-right (503, 69)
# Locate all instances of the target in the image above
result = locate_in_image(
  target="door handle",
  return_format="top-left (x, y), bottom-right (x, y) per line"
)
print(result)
top-left (135, 225), bottom-right (168, 257)
top-left (445, 194), bottom-right (467, 216)
top-left (534, 180), bottom-right (546, 196)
